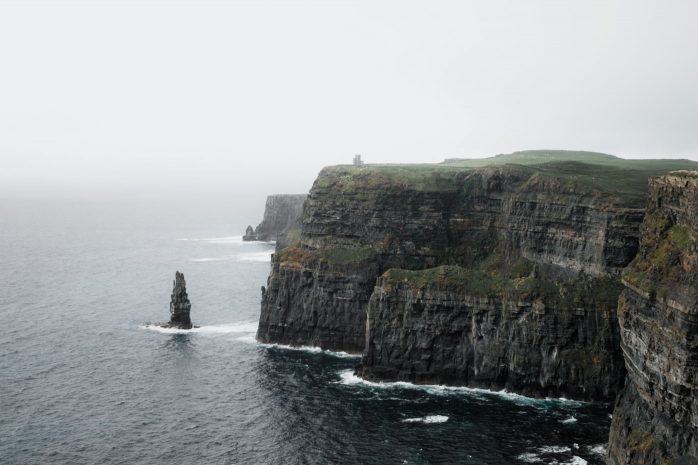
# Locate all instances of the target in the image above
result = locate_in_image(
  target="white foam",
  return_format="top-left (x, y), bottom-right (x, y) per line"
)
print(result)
top-left (141, 321), bottom-right (259, 335)
top-left (561, 416), bottom-right (578, 424)
top-left (565, 457), bottom-right (588, 465)
top-left (516, 452), bottom-right (543, 463)
top-left (256, 342), bottom-right (360, 359)
top-left (335, 370), bottom-right (584, 405)
top-left (538, 446), bottom-right (572, 454)
top-left (402, 415), bottom-right (448, 424)
top-left (589, 444), bottom-right (607, 456)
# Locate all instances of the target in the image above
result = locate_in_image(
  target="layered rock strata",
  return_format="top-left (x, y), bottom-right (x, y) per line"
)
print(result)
top-left (257, 164), bottom-right (644, 398)
top-left (244, 194), bottom-right (306, 243)
top-left (357, 266), bottom-right (625, 401)
top-left (607, 172), bottom-right (698, 464)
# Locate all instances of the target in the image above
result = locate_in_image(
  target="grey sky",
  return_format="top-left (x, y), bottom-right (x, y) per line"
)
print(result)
top-left (1, 0), bottom-right (697, 200)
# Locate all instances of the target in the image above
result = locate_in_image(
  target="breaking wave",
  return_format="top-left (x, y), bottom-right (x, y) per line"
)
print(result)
top-left (335, 370), bottom-right (586, 406)
top-left (402, 415), bottom-right (449, 424)
top-left (141, 321), bottom-right (259, 335)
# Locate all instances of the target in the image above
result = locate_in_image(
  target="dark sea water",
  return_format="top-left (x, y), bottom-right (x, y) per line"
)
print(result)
top-left (1, 198), bottom-right (612, 465)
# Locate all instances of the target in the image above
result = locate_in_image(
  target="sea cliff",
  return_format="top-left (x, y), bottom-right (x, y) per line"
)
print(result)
top-left (256, 151), bottom-right (698, 402)
top-left (244, 194), bottom-right (306, 243)
top-left (607, 172), bottom-right (698, 464)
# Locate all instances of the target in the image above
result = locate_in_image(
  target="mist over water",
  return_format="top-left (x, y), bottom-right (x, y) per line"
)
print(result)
top-left (0, 198), bottom-right (612, 465)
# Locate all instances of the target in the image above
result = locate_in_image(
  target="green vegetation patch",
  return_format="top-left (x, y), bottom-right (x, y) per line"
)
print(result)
top-left (382, 265), bottom-right (624, 310)
top-left (317, 165), bottom-right (463, 193)
top-left (624, 218), bottom-right (694, 293)
top-left (320, 150), bottom-right (698, 207)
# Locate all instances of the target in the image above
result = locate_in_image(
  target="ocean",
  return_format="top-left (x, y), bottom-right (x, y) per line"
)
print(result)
top-left (1, 198), bottom-right (612, 465)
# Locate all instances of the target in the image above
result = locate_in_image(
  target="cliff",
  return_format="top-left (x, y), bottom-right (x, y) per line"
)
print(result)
top-left (357, 266), bottom-right (625, 401)
top-left (256, 151), bottom-right (698, 400)
top-left (244, 194), bottom-right (306, 243)
top-left (607, 172), bottom-right (698, 464)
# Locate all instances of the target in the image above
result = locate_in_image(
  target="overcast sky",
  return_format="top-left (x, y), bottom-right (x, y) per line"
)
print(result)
top-left (1, 0), bottom-right (697, 201)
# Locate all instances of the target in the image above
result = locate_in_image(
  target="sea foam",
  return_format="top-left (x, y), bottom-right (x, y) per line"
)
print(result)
top-left (141, 321), bottom-right (259, 335)
top-left (252, 341), bottom-right (360, 359)
top-left (336, 370), bottom-right (585, 405)
top-left (402, 415), bottom-right (448, 424)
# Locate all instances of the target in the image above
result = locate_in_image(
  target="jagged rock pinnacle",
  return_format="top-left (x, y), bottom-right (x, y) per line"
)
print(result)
top-left (169, 271), bottom-right (192, 329)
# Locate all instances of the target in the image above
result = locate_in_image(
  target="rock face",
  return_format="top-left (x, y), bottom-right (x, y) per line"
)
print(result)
top-left (257, 164), bottom-right (644, 399)
top-left (357, 267), bottom-right (625, 401)
top-left (607, 172), bottom-right (698, 464)
top-left (243, 194), bottom-right (306, 243)
top-left (169, 271), bottom-right (192, 329)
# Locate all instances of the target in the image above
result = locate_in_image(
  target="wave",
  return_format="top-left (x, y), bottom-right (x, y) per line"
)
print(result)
top-left (561, 416), bottom-right (578, 424)
top-left (238, 338), bottom-right (360, 359)
top-left (588, 444), bottom-right (606, 456)
top-left (538, 446), bottom-right (572, 454)
top-left (518, 446), bottom-right (587, 464)
top-left (335, 370), bottom-right (586, 405)
top-left (516, 452), bottom-right (543, 463)
top-left (402, 415), bottom-right (448, 424)
top-left (142, 321), bottom-right (358, 359)
top-left (141, 321), bottom-right (259, 335)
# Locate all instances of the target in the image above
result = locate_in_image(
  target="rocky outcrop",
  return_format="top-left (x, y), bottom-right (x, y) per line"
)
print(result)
top-left (243, 194), bottom-right (306, 243)
top-left (168, 271), bottom-right (192, 329)
top-left (257, 164), bottom-right (645, 389)
top-left (607, 172), bottom-right (698, 464)
top-left (357, 266), bottom-right (625, 401)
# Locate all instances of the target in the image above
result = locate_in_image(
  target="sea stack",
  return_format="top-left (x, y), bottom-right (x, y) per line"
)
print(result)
top-left (169, 271), bottom-right (192, 329)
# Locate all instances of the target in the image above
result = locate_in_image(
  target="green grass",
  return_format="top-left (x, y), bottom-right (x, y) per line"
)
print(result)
top-left (382, 264), bottom-right (624, 310)
top-left (320, 246), bottom-right (376, 265)
top-left (624, 217), bottom-right (694, 293)
top-left (320, 150), bottom-right (698, 206)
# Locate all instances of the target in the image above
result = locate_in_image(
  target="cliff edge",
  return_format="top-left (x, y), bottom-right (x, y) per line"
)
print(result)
top-left (257, 151), bottom-right (698, 401)
top-left (607, 172), bottom-right (698, 464)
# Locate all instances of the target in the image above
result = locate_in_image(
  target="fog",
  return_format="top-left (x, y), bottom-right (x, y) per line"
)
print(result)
top-left (1, 0), bottom-right (697, 216)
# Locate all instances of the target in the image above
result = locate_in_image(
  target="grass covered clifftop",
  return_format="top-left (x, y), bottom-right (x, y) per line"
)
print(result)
top-left (381, 264), bottom-right (624, 311)
top-left (317, 150), bottom-right (698, 206)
